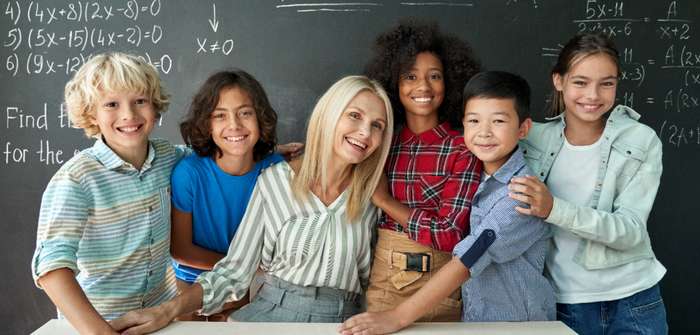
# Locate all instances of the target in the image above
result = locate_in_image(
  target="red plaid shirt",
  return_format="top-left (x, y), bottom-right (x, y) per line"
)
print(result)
top-left (378, 122), bottom-right (482, 252)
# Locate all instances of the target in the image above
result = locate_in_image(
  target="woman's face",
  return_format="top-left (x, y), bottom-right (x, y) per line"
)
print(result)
top-left (332, 90), bottom-right (387, 166)
top-left (398, 52), bottom-right (445, 119)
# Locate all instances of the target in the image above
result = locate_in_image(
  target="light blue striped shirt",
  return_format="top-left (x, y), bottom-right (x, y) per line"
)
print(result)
top-left (453, 147), bottom-right (555, 322)
top-left (31, 138), bottom-right (184, 320)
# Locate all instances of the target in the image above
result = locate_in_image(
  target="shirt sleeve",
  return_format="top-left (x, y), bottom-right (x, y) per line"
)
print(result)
top-left (171, 157), bottom-right (195, 213)
top-left (195, 179), bottom-right (268, 315)
top-left (452, 195), bottom-right (550, 278)
top-left (406, 148), bottom-right (482, 252)
top-left (31, 169), bottom-right (89, 287)
top-left (545, 134), bottom-right (662, 251)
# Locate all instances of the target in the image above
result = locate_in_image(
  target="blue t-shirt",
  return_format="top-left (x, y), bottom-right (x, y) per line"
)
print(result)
top-left (171, 152), bottom-right (283, 283)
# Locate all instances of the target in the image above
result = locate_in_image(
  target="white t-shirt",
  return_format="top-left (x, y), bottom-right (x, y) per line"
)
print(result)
top-left (546, 134), bottom-right (666, 304)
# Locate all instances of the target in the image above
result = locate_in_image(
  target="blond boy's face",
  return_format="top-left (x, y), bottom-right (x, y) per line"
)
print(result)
top-left (463, 97), bottom-right (531, 175)
top-left (91, 90), bottom-right (157, 159)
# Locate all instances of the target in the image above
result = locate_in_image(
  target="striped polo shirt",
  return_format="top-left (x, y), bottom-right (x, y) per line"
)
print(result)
top-left (31, 138), bottom-right (184, 320)
top-left (197, 162), bottom-right (377, 315)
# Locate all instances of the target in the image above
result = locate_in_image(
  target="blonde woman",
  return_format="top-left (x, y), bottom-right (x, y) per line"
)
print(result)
top-left (112, 75), bottom-right (394, 334)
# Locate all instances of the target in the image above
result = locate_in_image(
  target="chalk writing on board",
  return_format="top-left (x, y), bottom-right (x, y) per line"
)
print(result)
top-left (3, 0), bottom-right (161, 24)
top-left (4, 25), bottom-right (164, 50)
top-left (276, 2), bottom-right (381, 13)
top-left (4, 52), bottom-right (172, 77)
top-left (399, 2), bottom-right (474, 7)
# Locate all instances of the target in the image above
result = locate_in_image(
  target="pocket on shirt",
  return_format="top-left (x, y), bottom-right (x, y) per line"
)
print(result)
top-left (611, 142), bottom-right (646, 177)
top-left (418, 174), bottom-right (448, 205)
top-left (159, 186), bottom-right (171, 219)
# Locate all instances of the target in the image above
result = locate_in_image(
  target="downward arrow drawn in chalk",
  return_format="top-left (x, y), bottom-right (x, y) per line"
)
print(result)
top-left (208, 3), bottom-right (219, 32)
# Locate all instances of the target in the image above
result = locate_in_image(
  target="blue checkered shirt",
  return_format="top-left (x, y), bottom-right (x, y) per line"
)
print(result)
top-left (452, 147), bottom-right (555, 321)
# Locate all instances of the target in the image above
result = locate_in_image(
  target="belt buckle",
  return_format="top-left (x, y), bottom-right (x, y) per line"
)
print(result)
top-left (404, 252), bottom-right (430, 272)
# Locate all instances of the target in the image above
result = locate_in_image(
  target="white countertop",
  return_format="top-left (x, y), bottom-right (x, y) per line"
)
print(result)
top-left (33, 319), bottom-right (577, 335)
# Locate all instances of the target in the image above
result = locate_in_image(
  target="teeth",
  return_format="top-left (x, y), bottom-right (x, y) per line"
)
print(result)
top-left (119, 126), bottom-right (139, 133)
top-left (581, 104), bottom-right (600, 111)
top-left (346, 137), bottom-right (367, 149)
top-left (224, 135), bottom-right (246, 142)
top-left (412, 97), bottom-right (432, 104)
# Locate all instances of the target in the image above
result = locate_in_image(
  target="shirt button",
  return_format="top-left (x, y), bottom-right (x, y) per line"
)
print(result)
top-left (540, 172), bottom-right (545, 177)
top-left (148, 206), bottom-right (153, 212)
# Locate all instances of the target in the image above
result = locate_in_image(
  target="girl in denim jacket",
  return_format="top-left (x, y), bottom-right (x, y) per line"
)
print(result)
top-left (508, 33), bottom-right (668, 335)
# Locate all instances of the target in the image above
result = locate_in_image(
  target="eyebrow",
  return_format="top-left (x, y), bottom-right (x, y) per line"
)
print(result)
top-left (465, 111), bottom-right (512, 117)
top-left (213, 103), bottom-right (253, 111)
top-left (570, 75), bottom-right (618, 80)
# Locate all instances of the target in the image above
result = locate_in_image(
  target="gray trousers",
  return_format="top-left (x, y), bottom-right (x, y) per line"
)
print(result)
top-left (230, 275), bottom-right (362, 322)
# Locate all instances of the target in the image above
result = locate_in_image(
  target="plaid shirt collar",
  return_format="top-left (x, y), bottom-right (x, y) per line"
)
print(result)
top-left (398, 121), bottom-right (454, 145)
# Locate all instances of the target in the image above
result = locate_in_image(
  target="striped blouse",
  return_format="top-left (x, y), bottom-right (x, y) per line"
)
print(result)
top-left (31, 138), bottom-right (184, 320)
top-left (196, 162), bottom-right (377, 315)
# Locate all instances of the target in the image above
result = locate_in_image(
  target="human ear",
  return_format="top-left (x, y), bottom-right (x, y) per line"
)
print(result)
top-left (552, 73), bottom-right (564, 92)
top-left (518, 118), bottom-right (532, 139)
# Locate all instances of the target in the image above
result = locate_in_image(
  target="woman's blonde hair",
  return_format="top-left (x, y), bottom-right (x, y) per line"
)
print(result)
top-left (292, 75), bottom-right (394, 222)
top-left (64, 52), bottom-right (170, 138)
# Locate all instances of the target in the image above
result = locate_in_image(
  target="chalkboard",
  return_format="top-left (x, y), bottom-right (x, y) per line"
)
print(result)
top-left (1, 1), bottom-right (698, 334)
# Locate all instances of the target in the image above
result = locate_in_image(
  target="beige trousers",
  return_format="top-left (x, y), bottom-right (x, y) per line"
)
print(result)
top-left (366, 229), bottom-right (462, 322)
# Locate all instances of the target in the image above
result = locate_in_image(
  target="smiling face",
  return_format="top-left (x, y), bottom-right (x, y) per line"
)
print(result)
top-left (332, 90), bottom-right (388, 166)
top-left (398, 52), bottom-right (445, 123)
top-left (92, 90), bottom-right (157, 159)
top-left (209, 86), bottom-right (260, 165)
top-left (463, 97), bottom-right (531, 175)
top-left (553, 53), bottom-right (618, 128)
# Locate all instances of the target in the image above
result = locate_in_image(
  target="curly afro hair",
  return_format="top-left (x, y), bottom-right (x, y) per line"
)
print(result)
top-left (365, 19), bottom-right (481, 128)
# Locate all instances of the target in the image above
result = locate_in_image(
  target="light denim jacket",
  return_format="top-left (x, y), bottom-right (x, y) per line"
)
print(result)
top-left (520, 105), bottom-right (662, 270)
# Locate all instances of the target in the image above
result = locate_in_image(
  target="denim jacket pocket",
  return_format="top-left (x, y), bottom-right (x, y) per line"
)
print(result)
top-left (610, 141), bottom-right (647, 190)
top-left (519, 141), bottom-right (545, 179)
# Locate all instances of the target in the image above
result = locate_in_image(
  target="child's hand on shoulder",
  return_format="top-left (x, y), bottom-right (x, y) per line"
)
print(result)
top-left (276, 142), bottom-right (304, 161)
top-left (508, 175), bottom-right (554, 219)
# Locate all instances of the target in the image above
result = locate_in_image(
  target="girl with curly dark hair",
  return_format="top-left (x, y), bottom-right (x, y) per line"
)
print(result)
top-left (363, 19), bottom-right (483, 321)
top-left (170, 69), bottom-right (302, 321)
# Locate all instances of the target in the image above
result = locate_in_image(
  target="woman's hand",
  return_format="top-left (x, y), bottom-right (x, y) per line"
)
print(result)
top-left (276, 142), bottom-right (304, 161)
top-left (508, 175), bottom-right (554, 219)
top-left (338, 311), bottom-right (404, 335)
top-left (110, 304), bottom-right (174, 335)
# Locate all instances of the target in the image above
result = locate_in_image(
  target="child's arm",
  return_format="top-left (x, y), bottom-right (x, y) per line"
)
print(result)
top-left (170, 208), bottom-right (224, 270)
top-left (510, 135), bottom-right (662, 250)
top-left (339, 258), bottom-right (469, 335)
top-left (374, 147), bottom-right (482, 252)
top-left (38, 269), bottom-right (118, 335)
top-left (275, 142), bottom-right (304, 161)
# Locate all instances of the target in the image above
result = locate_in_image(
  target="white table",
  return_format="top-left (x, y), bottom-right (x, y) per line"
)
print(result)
top-left (33, 319), bottom-right (577, 334)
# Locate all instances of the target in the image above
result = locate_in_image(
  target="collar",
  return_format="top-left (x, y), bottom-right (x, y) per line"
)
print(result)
top-left (398, 121), bottom-right (452, 145)
top-left (490, 146), bottom-right (527, 184)
top-left (92, 137), bottom-right (156, 171)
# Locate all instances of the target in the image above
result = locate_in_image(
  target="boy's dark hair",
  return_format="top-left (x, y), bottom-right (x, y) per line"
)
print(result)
top-left (364, 18), bottom-right (481, 128)
top-left (462, 71), bottom-right (531, 124)
top-left (180, 69), bottom-right (277, 161)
